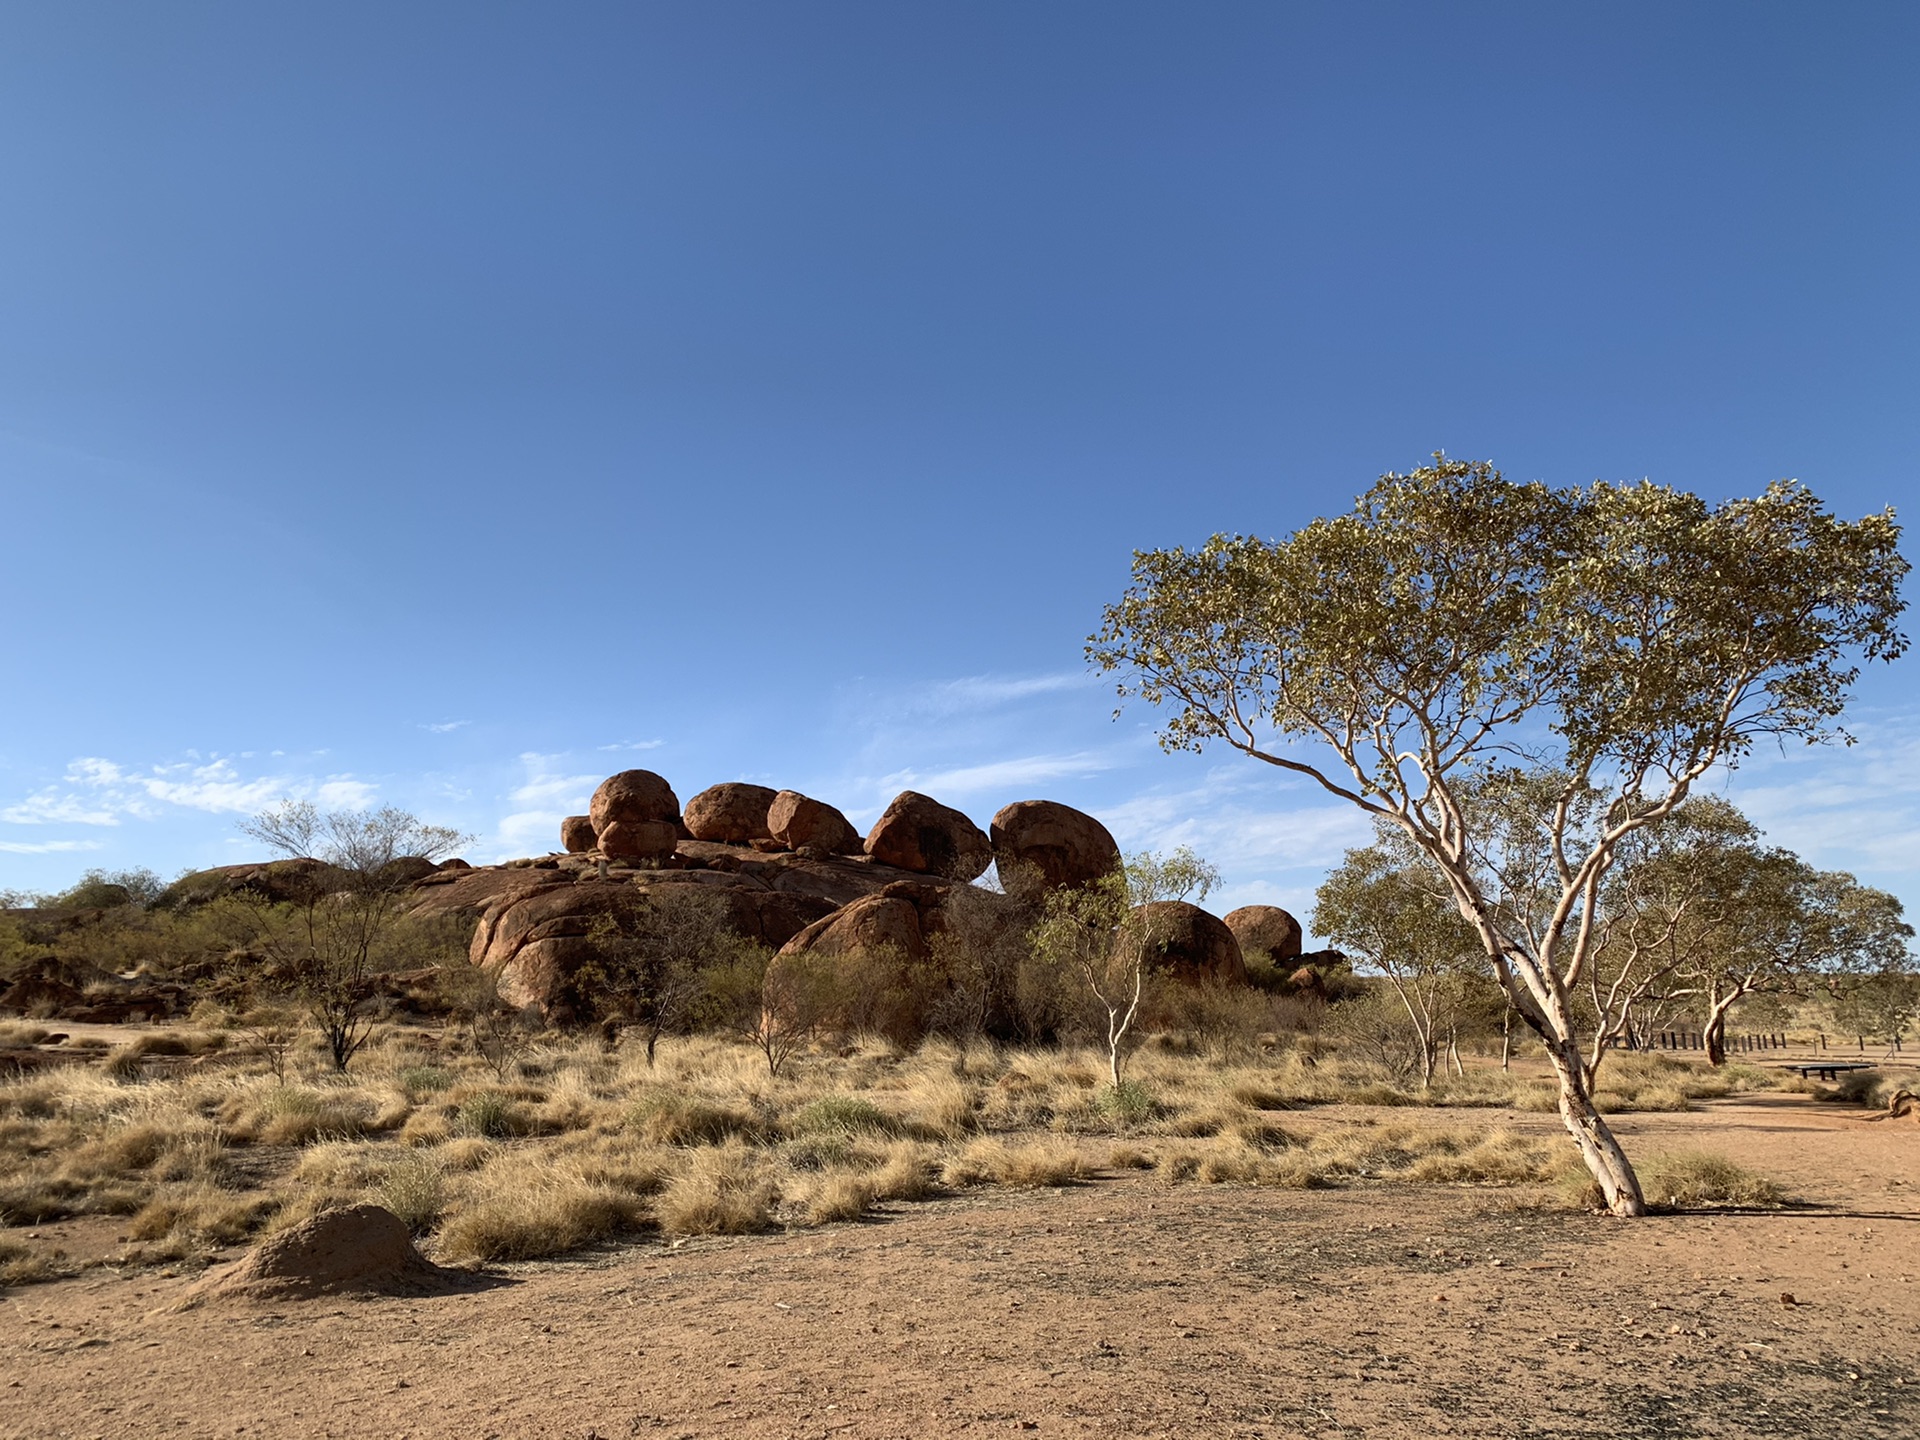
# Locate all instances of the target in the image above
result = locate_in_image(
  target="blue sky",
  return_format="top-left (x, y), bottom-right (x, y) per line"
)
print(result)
top-left (2, 3), bottom-right (1915, 934)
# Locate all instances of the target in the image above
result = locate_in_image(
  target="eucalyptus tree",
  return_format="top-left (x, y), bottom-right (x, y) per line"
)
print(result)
top-left (1091, 457), bottom-right (1905, 1214)
top-left (1028, 846), bottom-right (1219, 1087)
top-left (1313, 832), bottom-right (1483, 1088)
top-left (1672, 858), bottom-right (1910, 1064)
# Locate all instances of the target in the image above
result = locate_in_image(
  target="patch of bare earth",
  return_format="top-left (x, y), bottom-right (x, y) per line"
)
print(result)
top-left (4, 1094), bottom-right (1917, 1440)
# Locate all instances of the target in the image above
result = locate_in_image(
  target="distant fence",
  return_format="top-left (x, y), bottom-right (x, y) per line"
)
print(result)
top-left (1621, 1030), bottom-right (1905, 1056)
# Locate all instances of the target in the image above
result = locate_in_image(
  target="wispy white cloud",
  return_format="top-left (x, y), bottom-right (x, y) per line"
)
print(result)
top-left (487, 753), bottom-right (601, 862)
top-left (879, 751), bottom-right (1116, 799)
top-left (421, 720), bottom-right (470, 734)
top-left (1, 790), bottom-right (123, 826)
top-left (922, 673), bottom-right (1096, 712)
top-left (2, 754), bottom-right (381, 830)
top-left (0, 838), bottom-right (103, 855)
top-left (1716, 712), bottom-right (1920, 891)
top-left (597, 739), bottom-right (665, 752)
top-left (315, 778), bottom-right (380, 808)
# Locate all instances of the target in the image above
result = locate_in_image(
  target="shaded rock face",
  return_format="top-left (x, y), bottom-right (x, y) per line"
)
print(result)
top-left (156, 859), bottom-right (336, 910)
top-left (375, 856), bottom-right (440, 889)
top-left (767, 790), bottom-right (862, 855)
top-left (187, 1204), bottom-right (450, 1302)
top-left (766, 891), bottom-right (959, 1045)
top-left (776, 893), bottom-right (929, 965)
top-left (864, 792), bottom-right (992, 881)
top-left (472, 872), bottom-right (836, 1018)
top-left (597, 819), bottom-right (679, 864)
top-left (1223, 905), bottom-right (1304, 968)
top-left (683, 783), bottom-right (778, 844)
top-left (1132, 901), bottom-right (1248, 985)
top-left (989, 800), bottom-right (1121, 897)
top-left (560, 815), bottom-right (597, 854)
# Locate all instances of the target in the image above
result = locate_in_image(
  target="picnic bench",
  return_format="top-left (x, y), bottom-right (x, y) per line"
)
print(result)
top-left (1782, 1061), bottom-right (1876, 1084)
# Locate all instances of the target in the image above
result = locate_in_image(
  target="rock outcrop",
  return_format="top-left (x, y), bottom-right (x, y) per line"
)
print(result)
top-left (764, 885), bottom-right (961, 1045)
top-left (777, 893), bottom-right (929, 965)
top-left (412, 767), bottom-right (1268, 1030)
top-left (989, 800), bottom-right (1121, 897)
top-left (597, 818), bottom-right (679, 864)
top-left (864, 791), bottom-right (992, 881)
top-left (1224, 905), bottom-right (1304, 968)
top-left (1132, 901), bottom-right (1247, 984)
top-left (683, 783), bottom-right (778, 844)
top-left (469, 871), bottom-right (837, 1018)
top-left (583, 770), bottom-right (678, 863)
top-left (767, 790), bottom-right (863, 854)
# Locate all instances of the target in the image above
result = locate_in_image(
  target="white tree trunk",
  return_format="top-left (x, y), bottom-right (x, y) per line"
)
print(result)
top-left (1543, 1035), bottom-right (1647, 1215)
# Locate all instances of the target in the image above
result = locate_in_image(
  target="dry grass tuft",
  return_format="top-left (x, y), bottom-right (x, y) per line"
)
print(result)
top-left (376, 1154), bottom-right (447, 1233)
top-left (802, 1172), bottom-right (876, 1224)
top-left (1640, 1150), bottom-right (1785, 1209)
top-left (943, 1138), bottom-right (1086, 1189)
top-left (127, 1183), bottom-right (280, 1245)
top-left (655, 1143), bottom-right (776, 1235)
top-left (626, 1092), bottom-right (765, 1147)
top-left (435, 1152), bottom-right (651, 1263)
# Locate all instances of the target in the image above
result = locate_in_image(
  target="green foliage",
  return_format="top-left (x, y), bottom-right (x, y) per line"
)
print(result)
top-left (1091, 1080), bottom-right (1160, 1126)
top-left (1028, 847), bottom-right (1222, 1085)
top-left (577, 886), bottom-right (743, 1063)
top-left (790, 1095), bottom-right (898, 1138)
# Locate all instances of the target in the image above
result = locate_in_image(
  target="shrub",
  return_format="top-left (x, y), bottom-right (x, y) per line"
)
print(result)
top-left (789, 1096), bottom-right (898, 1139)
top-left (1091, 1081), bottom-right (1160, 1127)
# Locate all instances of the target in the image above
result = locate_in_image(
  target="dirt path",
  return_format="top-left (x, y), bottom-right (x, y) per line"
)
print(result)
top-left (5, 1097), bottom-right (1917, 1440)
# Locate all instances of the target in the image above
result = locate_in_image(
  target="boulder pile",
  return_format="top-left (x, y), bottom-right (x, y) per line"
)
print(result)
top-left (412, 768), bottom-right (1310, 1036)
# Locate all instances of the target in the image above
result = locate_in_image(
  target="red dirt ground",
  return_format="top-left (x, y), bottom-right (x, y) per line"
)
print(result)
top-left (4, 1094), bottom-right (1917, 1440)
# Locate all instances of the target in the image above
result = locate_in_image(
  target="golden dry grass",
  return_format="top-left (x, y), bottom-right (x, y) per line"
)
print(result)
top-left (0, 1021), bottom-right (1795, 1285)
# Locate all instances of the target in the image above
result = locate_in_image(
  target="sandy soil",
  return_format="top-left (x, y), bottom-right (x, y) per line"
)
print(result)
top-left (4, 1094), bottom-right (1917, 1440)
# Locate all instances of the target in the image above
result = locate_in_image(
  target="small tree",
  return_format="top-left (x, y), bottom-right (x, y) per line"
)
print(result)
top-left (1826, 968), bottom-right (1920, 1056)
top-left (1313, 832), bottom-right (1483, 1088)
top-left (1029, 847), bottom-right (1220, 1087)
top-left (578, 886), bottom-right (742, 1066)
top-left (1665, 855), bottom-right (1910, 1064)
top-left (238, 802), bottom-right (470, 1071)
top-left (442, 958), bottom-right (538, 1080)
top-left (1092, 459), bottom-right (1906, 1214)
top-left (694, 941), bottom-right (831, 1079)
